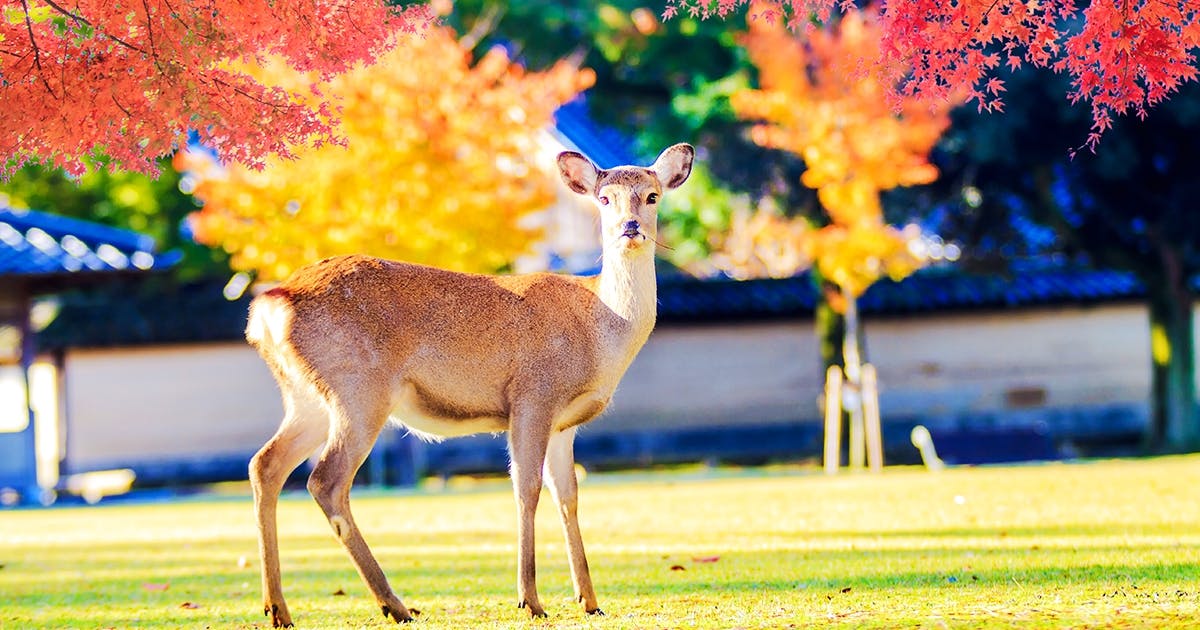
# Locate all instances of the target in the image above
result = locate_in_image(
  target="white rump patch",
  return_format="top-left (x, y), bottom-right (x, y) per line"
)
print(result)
top-left (246, 297), bottom-right (292, 346)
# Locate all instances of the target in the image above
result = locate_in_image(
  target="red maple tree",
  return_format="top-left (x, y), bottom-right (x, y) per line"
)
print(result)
top-left (664, 0), bottom-right (1200, 152)
top-left (0, 0), bottom-right (432, 177)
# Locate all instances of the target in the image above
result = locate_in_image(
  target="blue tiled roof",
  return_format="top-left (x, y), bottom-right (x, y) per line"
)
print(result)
top-left (0, 206), bottom-right (179, 279)
top-left (553, 97), bottom-right (641, 169)
top-left (657, 265), bottom-right (1146, 323)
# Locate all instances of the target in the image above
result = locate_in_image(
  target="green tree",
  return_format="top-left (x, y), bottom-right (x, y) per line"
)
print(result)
top-left (440, 0), bottom-right (805, 200)
top-left (0, 158), bottom-right (228, 280)
top-left (920, 67), bottom-right (1200, 452)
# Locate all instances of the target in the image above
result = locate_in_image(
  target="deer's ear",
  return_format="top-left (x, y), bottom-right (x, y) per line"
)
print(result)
top-left (557, 151), bottom-right (599, 196)
top-left (651, 143), bottom-right (694, 190)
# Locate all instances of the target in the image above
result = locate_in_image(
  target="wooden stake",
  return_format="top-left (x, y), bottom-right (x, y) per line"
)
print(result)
top-left (862, 363), bottom-right (883, 472)
top-left (823, 365), bottom-right (843, 475)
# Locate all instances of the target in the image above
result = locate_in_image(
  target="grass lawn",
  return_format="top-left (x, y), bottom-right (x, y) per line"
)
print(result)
top-left (2, 455), bottom-right (1198, 629)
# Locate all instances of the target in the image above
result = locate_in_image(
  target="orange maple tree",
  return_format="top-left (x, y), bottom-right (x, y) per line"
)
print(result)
top-left (666, 0), bottom-right (1200, 152)
top-left (0, 0), bottom-right (431, 177)
top-left (732, 7), bottom-right (952, 297)
top-left (177, 25), bottom-right (594, 281)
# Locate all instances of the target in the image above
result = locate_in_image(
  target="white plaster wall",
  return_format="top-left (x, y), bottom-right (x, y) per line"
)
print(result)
top-left (604, 303), bottom-right (1151, 431)
top-left (63, 342), bottom-right (283, 470)
top-left (868, 304), bottom-right (1150, 417)
top-left (59, 303), bottom-right (1154, 468)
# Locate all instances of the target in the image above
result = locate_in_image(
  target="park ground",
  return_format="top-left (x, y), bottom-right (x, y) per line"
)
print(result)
top-left (1, 455), bottom-right (1198, 629)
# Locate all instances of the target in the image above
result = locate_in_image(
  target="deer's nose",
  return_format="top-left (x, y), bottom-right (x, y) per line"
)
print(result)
top-left (622, 220), bottom-right (640, 233)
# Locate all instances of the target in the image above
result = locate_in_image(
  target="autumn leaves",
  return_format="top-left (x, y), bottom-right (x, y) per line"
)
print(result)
top-left (1, 0), bottom-right (433, 178)
top-left (178, 26), bottom-right (594, 281)
top-left (178, 7), bottom-right (947, 302)
top-left (729, 7), bottom-right (951, 298)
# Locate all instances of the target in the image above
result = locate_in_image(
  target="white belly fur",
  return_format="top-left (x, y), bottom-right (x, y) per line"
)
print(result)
top-left (388, 385), bottom-right (611, 443)
top-left (389, 408), bottom-right (508, 443)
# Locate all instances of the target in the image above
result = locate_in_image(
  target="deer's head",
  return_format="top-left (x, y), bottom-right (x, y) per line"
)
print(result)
top-left (557, 144), bottom-right (694, 254)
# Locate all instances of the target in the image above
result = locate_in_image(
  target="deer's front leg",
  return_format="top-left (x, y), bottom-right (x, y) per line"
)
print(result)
top-left (508, 409), bottom-right (552, 618)
top-left (544, 427), bottom-right (602, 614)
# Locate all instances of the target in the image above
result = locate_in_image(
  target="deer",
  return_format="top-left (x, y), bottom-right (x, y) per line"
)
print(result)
top-left (245, 143), bottom-right (694, 627)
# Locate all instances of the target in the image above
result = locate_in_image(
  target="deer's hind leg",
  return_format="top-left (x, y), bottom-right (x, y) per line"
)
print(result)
top-left (307, 391), bottom-right (415, 623)
top-left (251, 387), bottom-right (329, 628)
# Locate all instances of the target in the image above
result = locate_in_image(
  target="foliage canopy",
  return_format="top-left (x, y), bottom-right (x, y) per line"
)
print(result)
top-left (179, 25), bottom-right (593, 281)
top-left (1, 0), bottom-right (431, 177)
top-left (666, 0), bottom-right (1200, 152)
top-left (732, 7), bottom-right (948, 296)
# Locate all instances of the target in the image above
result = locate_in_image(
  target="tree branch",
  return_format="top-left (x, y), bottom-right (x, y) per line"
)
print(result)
top-left (459, 4), bottom-right (505, 52)
top-left (19, 0), bottom-right (57, 98)
top-left (142, 0), bottom-right (158, 60)
top-left (161, 0), bottom-right (199, 33)
top-left (111, 93), bottom-right (134, 118)
top-left (40, 0), bottom-right (91, 26)
top-left (41, 0), bottom-right (149, 56)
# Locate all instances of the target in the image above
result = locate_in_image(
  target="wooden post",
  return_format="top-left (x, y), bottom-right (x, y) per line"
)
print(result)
top-left (823, 365), bottom-right (842, 475)
top-left (862, 363), bottom-right (883, 472)
top-left (846, 390), bottom-right (864, 469)
top-left (841, 287), bottom-right (866, 470)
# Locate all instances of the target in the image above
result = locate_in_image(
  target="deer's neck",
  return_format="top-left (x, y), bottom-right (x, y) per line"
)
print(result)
top-left (596, 248), bottom-right (657, 341)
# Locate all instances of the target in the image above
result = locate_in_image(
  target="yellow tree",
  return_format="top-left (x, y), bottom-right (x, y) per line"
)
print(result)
top-left (731, 5), bottom-right (958, 469)
top-left (732, 5), bottom-right (951, 297)
top-left (178, 25), bottom-right (594, 282)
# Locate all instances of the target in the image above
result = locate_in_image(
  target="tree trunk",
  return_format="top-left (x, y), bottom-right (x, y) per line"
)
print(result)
top-left (816, 280), bottom-right (846, 375)
top-left (1143, 251), bottom-right (1197, 452)
top-left (815, 279), bottom-right (848, 459)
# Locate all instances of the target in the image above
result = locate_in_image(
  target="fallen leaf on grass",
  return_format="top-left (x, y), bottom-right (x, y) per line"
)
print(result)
top-left (670, 565), bottom-right (686, 571)
top-left (333, 588), bottom-right (346, 596)
top-left (142, 583), bottom-right (170, 592)
top-left (180, 602), bottom-right (200, 609)
top-left (692, 556), bottom-right (720, 563)
top-left (841, 587), bottom-right (852, 594)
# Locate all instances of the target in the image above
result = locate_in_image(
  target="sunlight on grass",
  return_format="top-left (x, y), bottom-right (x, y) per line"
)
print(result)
top-left (2, 456), bottom-right (1199, 628)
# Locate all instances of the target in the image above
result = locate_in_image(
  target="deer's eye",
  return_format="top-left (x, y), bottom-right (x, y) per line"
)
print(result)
top-left (599, 196), bottom-right (610, 205)
top-left (646, 192), bottom-right (659, 204)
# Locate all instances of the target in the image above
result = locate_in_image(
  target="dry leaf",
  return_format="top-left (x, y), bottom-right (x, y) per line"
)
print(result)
top-left (841, 587), bottom-right (852, 593)
top-left (142, 583), bottom-right (170, 592)
top-left (180, 602), bottom-right (200, 609)
top-left (333, 588), bottom-right (347, 596)
top-left (692, 556), bottom-right (720, 563)
top-left (670, 565), bottom-right (686, 571)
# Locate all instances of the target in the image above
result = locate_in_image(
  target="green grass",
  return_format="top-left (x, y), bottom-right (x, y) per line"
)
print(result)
top-left (2, 456), bottom-right (1199, 629)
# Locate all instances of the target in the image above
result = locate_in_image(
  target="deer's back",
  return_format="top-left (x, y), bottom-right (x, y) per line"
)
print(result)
top-left (249, 255), bottom-right (619, 422)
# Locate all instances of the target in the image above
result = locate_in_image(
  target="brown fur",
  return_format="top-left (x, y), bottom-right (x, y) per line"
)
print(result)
top-left (246, 144), bottom-right (693, 627)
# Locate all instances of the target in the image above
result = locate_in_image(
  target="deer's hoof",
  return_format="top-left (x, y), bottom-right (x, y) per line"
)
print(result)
top-left (265, 603), bottom-right (294, 628)
top-left (381, 604), bottom-right (416, 623)
top-left (586, 607), bottom-right (605, 616)
top-left (518, 600), bottom-right (548, 618)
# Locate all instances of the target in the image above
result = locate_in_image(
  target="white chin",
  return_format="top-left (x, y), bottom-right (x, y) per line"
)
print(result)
top-left (619, 234), bottom-right (645, 249)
